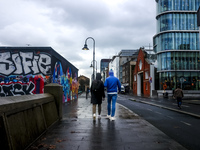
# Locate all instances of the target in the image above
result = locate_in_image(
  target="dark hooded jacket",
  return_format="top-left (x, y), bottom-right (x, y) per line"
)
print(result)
top-left (91, 73), bottom-right (105, 104)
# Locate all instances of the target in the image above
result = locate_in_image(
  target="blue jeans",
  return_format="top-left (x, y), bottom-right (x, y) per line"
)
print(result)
top-left (107, 94), bottom-right (117, 117)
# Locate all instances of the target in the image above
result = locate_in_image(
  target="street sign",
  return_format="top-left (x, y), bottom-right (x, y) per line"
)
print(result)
top-left (180, 77), bottom-right (184, 83)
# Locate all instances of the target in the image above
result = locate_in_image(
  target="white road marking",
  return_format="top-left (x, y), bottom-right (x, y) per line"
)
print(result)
top-left (166, 116), bottom-right (174, 119)
top-left (155, 111), bottom-right (162, 115)
top-left (147, 108), bottom-right (153, 111)
top-left (181, 121), bottom-right (191, 126)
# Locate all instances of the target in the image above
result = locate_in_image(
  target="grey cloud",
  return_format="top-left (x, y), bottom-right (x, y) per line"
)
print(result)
top-left (30, 0), bottom-right (111, 30)
top-left (0, 0), bottom-right (156, 78)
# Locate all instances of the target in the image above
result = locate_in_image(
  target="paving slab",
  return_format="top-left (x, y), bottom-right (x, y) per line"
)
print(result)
top-left (28, 94), bottom-right (187, 150)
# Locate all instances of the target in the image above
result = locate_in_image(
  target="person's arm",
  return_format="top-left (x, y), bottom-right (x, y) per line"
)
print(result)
top-left (104, 79), bottom-right (107, 87)
top-left (102, 82), bottom-right (105, 98)
top-left (181, 90), bottom-right (184, 97)
top-left (117, 79), bottom-right (121, 92)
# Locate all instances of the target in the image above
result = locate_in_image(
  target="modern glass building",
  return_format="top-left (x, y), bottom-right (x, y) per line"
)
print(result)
top-left (153, 0), bottom-right (200, 90)
top-left (100, 59), bottom-right (111, 73)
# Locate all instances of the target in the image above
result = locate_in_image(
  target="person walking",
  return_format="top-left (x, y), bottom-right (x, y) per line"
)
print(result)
top-left (174, 85), bottom-right (184, 109)
top-left (90, 73), bottom-right (105, 120)
top-left (86, 87), bottom-right (89, 99)
top-left (104, 69), bottom-right (121, 121)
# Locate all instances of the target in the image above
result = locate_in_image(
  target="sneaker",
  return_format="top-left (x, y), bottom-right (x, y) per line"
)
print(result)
top-left (110, 117), bottom-right (115, 121)
top-left (93, 114), bottom-right (96, 120)
top-left (106, 115), bottom-right (111, 119)
top-left (98, 115), bottom-right (101, 119)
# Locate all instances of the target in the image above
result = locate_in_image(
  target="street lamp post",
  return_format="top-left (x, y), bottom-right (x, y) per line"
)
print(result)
top-left (82, 37), bottom-right (95, 81)
top-left (90, 60), bottom-right (97, 76)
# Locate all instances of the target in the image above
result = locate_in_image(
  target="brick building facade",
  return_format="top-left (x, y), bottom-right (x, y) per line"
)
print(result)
top-left (133, 48), bottom-right (156, 97)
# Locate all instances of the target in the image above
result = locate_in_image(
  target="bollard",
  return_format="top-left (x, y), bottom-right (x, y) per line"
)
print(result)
top-left (44, 83), bottom-right (63, 120)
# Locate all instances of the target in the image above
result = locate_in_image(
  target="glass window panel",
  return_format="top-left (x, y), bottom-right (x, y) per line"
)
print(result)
top-left (182, 52), bottom-right (187, 69)
top-left (195, 14), bottom-right (198, 30)
top-left (197, 33), bottom-right (200, 50)
top-left (175, 52), bottom-right (179, 69)
top-left (185, 0), bottom-right (189, 10)
top-left (198, 72), bottom-right (200, 90)
top-left (191, 72), bottom-right (198, 90)
top-left (177, 14), bottom-right (180, 30)
top-left (169, 14), bottom-right (173, 30)
top-left (168, 0), bottom-right (172, 10)
top-left (196, 0), bottom-right (200, 10)
top-left (198, 52), bottom-right (200, 69)
top-left (191, 14), bottom-right (194, 30)
top-left (182, 33), bottom-right (186, 50)
top-left (166, 52), bottom-right (171, 69)
top-left (183, 72), bottom-right (190, 90)
top-left (186, 33), bottom-right (190, 50)
top-left (189, 52), bottom-right (193, 69)
top-left (161, 53), bottom-right (166, 70)
top-left (179, 13), bottom-right (183, 30)
top-left (193, 33), bottom-right (197, 50)
top-left (182, 0), bottom-right (185, 10)
top-left (171, 52), bottom-right (175, 70)
top-left (176, 72), bottom-right (184, 87)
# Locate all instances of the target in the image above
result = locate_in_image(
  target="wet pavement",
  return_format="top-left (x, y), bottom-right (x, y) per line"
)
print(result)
top-left (28, 94), bottom-right (187, 150)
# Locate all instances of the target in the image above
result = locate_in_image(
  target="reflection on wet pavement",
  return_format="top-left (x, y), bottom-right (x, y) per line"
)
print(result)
top-left (28, 94), bottom-right (187, 150)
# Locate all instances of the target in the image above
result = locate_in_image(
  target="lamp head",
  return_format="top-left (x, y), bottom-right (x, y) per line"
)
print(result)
top-left (82, 44), bottom-right (89, 50)
top-left (90, 64), bottom-right (93, 68)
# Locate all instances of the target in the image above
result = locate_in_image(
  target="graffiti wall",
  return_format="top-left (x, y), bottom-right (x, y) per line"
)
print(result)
top-left (52, 61), bottom-right (78, 102)
top-left (0, 47), bottom-right (78, 101)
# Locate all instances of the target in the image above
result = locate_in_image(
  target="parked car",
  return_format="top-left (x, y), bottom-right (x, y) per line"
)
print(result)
top-left (121, 86), bottom-right (125, 94)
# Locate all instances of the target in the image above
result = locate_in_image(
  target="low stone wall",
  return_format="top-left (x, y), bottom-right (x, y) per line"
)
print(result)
top-left (0, 83), bottom-right (63, 150)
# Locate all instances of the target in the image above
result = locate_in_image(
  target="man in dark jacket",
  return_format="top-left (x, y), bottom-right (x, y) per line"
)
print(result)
top-left (174, 85), bottom-right (184, 109)
top-left (104, 69), bottom-right (121, 121)
top-left (91, 73), bottom-right (105, 120)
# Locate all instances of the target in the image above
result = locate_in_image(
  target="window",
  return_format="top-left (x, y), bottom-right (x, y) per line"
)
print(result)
top-left (134, 75), bottom-right (136, 81)
top-left (145, 72), bottom-right (149, 79)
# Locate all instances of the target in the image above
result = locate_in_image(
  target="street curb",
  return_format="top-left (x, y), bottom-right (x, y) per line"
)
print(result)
top-left (117, 103), bottom-right (139, 117)
top-left (129, 98), bottom-right (200, 119)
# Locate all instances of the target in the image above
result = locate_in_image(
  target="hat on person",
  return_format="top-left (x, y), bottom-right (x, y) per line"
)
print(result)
top-left (96, 73), bottom-right (102, 80)
top-left (109, 69), bottom-right (114, 76)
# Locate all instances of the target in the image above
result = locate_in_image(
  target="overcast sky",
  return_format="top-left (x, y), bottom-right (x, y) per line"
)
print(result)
top-left (0, 0), bottom-right (156, 79)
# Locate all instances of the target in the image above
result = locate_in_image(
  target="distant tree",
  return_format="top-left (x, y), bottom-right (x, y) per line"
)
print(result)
top-left (85, 78), bottom-right (89, 86)
top-left (79, 79), bottom-right (86, 92)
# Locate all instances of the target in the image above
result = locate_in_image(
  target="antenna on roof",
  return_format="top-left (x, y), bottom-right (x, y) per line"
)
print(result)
top-left (143, 43), bottom-right (152, 50)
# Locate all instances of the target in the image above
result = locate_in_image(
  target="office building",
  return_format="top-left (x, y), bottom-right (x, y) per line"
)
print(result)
top-left (153, 0), bottom-right (200, 92)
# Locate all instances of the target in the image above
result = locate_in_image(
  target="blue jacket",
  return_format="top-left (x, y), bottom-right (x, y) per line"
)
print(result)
top-left (104, 71), bottom-right (121, 94)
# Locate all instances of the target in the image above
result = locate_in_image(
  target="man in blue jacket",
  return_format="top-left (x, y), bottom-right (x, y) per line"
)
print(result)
top-left (104, 69), bottom-right (121, 121)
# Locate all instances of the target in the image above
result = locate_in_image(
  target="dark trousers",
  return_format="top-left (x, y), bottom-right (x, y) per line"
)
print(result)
top-left (177, 97), bottom-right (182, 107)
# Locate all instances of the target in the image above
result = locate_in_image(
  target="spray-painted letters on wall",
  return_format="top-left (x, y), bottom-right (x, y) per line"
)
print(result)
top-left (0, 52), bottom-right (51, 76)
top-left (0, 50), bottom-right (50, 96)
top-left (0, 47), bottom-right (78, 101)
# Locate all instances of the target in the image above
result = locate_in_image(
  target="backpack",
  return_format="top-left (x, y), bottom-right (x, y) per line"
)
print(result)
top-left (92, 80), bottom-right (101, 92)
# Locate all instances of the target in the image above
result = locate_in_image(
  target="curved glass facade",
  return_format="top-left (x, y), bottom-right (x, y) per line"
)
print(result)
top-left (154, 0), bottom-right (200, 90)
top-left (159, 71), bottom-right (200, 90)
top-left (157, 13), bottom-right (198, 32)
top-left (157, 51), bottom-right (200, 71)
top-left (154, 32), bottom-right (199, 52)
top-left (157, 0), bottom-right (200, 13)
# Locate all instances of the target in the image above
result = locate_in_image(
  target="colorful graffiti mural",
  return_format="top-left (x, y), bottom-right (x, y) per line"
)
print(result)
top-left (0, 47), bottom-right (79, 102)
top-left (53, 61), bottom-right (78, 102)
top-left (0, 75), bottom-right (45, 96)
